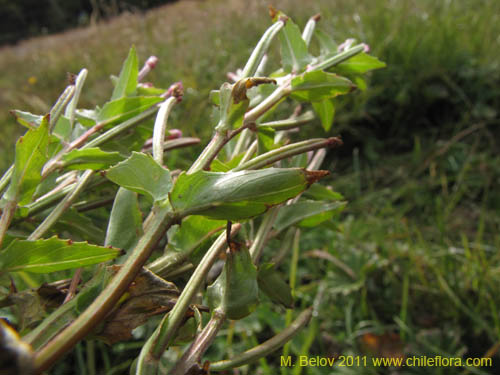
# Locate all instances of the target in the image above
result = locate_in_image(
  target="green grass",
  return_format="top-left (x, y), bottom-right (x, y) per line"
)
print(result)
top-left (1, 0), bottom-right (499, 373)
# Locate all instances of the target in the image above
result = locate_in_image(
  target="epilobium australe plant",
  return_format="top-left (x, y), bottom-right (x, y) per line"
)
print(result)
top-left (0, 7), bottom-right (384, 375)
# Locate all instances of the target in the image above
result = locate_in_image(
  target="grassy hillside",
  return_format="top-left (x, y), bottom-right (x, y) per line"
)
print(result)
top-left (1, 0), bottom-right (499, 373)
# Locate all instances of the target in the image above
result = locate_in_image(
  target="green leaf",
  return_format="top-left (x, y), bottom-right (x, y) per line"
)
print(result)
top-left (214, 82), bottom-right (250, 132)
top-left (4, 115), bottom-right (50, 205)
top-left (62, 148), bottom-right (125, 170)
top-left (210, 159), bottom-right (231, 172)
top-left (258, 263), bottom-right (294, 308)
top-left (315, 29), bottom-right (337, 57)
top-left (170, 168), bottom-right (324, 220)
top-left (97, 96), bottom-right (163, 128)
top-left (136, 85), bottom-right (167, 97)
top-left (105, 152), bottom-right (172, 202)
top-left (53, 116), bottom-right (72, 141)
top-left (279, 18), bottom-right (312, 73)
top-left (291, 71), bottom-right (354, 102)
top-left (303, 183), bottom-right (344, 201)
top-left (75, 109), bottom-right (98, 127)
top-left (169, 216), bottom-right (225, 253)
top-left (207, 244), bottom-right (259, 320)
top-left (0, 237), bottom-right (121, 273)
top-left (353, 75), bottom-right (367, 91)
top-left (273, 200), bottom-right (346, 231)
top-left (312, 99), bottom-right (335, 131)
top-left (10, 110), bottom-right (42, 129)
top-left (169, 216), bottom-right (225, 265)
top-left (257, 126), bottom-right (276, 153)
top-left (330, 52), bottom-right (386, 75)
top-left (57, 209), bottom-right (105, 244)
top-left (111, 46), bottom-right (139, 100)
top-left (105, 188), bottom-right (143, 251)
top-left (209, 90), bottom-right (220, 106)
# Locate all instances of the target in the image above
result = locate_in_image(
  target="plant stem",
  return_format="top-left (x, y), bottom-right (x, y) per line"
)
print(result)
top-left (233, 137), bottom-right (342, 171)
top-left (249, 206), bottom-right (280, 263)
top-left (0, 165), bottom-right (13, 194)
top-left (241, 20), bottom-right (285, 78)
top-left (310, 44), bottom-right (365, 72)
top-left (136, 224), bottom-right (241, 371)
top-left (152, 97), bottom-right (177, 165)
top-left (170, 309), bottom-right (227, 375)
top-left (142, 137), bottom-right (200, 153)
top-left (49, 85), bottom-right (76, 132)
top-left (65, 69), bottom-right (88, 132)
top-left (244, 81), bottom-right (291, 125)
top-left (187, 131), bottom-right (228, 174)
top-left (232, 81), bottom-right (291, 157)
top-left (258, 111), bottom-right (314, 130)
top-left (0, 200), bottom-right (17, 249)
top-left (209, 308), bottom-right (313, 371)
top-left (33, 204), bottom-right (175, 374)
top-left (147, 225), bottom-right (225, 276)
top-left (302, 14), bottom-right (320, 47)
top-left (282, 229), bottom-right (300, 369)
top-left (240, 140), bottom-right (258, 164)
top-left (28, 170), bottom-right (94, 240)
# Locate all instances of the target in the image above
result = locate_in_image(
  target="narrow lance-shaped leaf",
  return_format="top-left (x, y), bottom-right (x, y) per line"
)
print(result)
top-left (258, 263), bottom-right (294, 308)
top-left (273, 200), bottom-right (346, 231)
top-left (105, 187), bottom-right (143, 252)
top-left (0, 237), bottom-right (121, 273)
top-left (330, 52), bottom-right (386, 75)
top-left (315, 29), bottom-right (338, 57)
top-left (278, 16), bottom-right (312, 73)
top-left (57, 209), bottom-right (105, 244)
top-left (291, 71), bottom-right (354, 102)
top-left (257, 126), bottom-right (277, 153)
top-left (207, 244), bottom-right (259, 320)
top-left (170, 168), bottom-right (329, 220)
top-left (10, 110), bottom-right (43, 129)
top-left (312, 99), bottom-right (335, 132)
top-left (4, 115), bottom-right (50, 205)
top-left (169, 216), bottom-right (225, 253)
top-left (97, 96), bottom-right (163, 128)
top-left (111, 46), bottom-right (139, 100)
top-left (303, 183), bottom-right (344, 201)
top-left (105, 152), bottom-right (172, 202)
top-left (62, 148), bottom-right (125, 170)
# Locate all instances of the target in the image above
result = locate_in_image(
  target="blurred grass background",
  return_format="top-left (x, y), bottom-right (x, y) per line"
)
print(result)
top-left (1, 0), bottom-right (500, 373)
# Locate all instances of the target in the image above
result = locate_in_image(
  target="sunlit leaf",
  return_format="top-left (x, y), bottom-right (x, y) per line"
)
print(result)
top-left (53, 116), bottom-right (72, 141)
top-left (0, 237), bottom-right (121, 273)
top-left (111, 46), bottom-right (138, 100)
top-left (291, 71), bottom-right (354, 102)
top-left (97, 96), bottom-right (163, 128)
top-left (257, 126), bottom-right (276, 153)
top-left (279, 18), bottom-right (312, 73)
top-left (170, 168), bottom-right (327, 220)
top-left (105, 152), bottom-right (172, 202)
top-left (4, 115), bottom-right (50, 205)
top-left (10, 110), bottom-right (42, 129)
top-left (330, 53), bottom-right (386, 75)
top-left (312, 99), bottom-right (335, 131)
